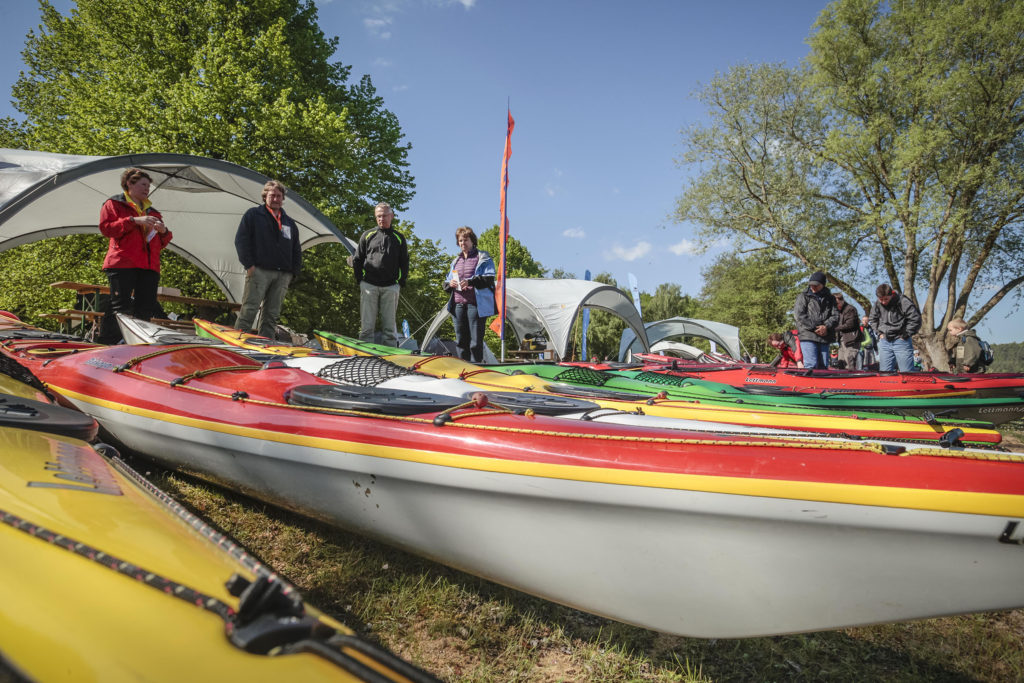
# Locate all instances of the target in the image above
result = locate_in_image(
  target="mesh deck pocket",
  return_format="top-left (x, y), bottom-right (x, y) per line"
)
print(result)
top-left (314, 355), bottom-right (415, 387)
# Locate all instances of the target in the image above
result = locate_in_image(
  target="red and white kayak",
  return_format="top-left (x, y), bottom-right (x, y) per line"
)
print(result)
top-left (577, 355), bottom-right (1024, 399)
top-left (3, 338), bottom-right (1023, 638)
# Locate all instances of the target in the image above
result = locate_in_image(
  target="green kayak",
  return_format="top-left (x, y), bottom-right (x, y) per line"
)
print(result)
top-left (484, 363), bottom-right (1024, 426)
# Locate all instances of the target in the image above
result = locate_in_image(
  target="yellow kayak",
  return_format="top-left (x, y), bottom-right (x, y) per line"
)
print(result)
top-left (194, 318), bottom-right (326, 357)
top-left (0, 425), bottom-right (438, 682)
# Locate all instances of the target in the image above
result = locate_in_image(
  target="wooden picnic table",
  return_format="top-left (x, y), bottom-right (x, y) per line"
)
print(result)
top-left (50, 281), bottom-right (240, 314)
top-left (48, 281), bottom-right (240, 339)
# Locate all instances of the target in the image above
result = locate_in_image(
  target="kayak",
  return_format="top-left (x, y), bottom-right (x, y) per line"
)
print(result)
top-left (312, 328), bottom-right (413, 357)
top-left (194, 318), bottom-right (331, 357)
top-left (0, 414), bottom-right (437, 682)
top-left (2, 339), bottom-right (1022, 638)
top-left (482, 362), bottom-right (1024, 425)
top-left (191, 321), bottom-right (1004, 445)
top-left (616, 357), bottom-right (1024, 399)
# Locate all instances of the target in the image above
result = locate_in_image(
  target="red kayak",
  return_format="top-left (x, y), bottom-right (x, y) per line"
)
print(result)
top-left (570, 354), bottom-right (1024, 399)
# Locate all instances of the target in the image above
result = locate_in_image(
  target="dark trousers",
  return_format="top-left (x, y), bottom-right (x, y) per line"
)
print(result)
top-left (453, 303), bottom-right (485, 362)
top-left (98, 268), bottom-right (160, 344)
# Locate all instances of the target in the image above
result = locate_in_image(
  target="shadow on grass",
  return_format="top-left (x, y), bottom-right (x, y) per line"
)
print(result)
top-left (120, 445), bottom-right (1016, 683)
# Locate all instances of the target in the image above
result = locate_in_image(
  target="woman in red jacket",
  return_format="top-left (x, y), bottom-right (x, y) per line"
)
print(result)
top-left (96, 168), bottom-right (172, 343)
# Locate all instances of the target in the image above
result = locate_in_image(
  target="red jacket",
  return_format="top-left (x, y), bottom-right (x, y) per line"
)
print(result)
top-left (100, 194), bottom-right (172, 271)
top-left (778, 329), bottom-right (804, 368)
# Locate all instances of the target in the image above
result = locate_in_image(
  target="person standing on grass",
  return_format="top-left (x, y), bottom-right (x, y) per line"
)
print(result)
top-left (233, 180), bottom-right (301, 338)
top-left (793, 271), bottom-right (838, 369)
top-left (868, 284), bottom-right (921, 372)
top-left (97, 167), bottom-right (172, 344)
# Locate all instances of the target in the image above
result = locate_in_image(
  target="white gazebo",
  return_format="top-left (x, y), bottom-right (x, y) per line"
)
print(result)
top-left (421, 278), bottom-right (651, 361)
top-left (0, 149), bottom-right (355, 302)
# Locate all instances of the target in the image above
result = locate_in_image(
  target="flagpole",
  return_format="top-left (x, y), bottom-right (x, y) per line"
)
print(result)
top-left (491, 104), bottom-right (514, 362)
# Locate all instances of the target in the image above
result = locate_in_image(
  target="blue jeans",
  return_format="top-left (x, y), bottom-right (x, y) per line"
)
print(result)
top-left (799, 340), bottom-right (830, 369)
top-left (878, 336), bottom-right (915, 372)
top-left (453, 302), bottom-right (485, 362)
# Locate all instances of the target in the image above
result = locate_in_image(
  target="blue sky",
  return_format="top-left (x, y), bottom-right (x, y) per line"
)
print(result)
top-left (2, 0), bottom-right (1021, 343)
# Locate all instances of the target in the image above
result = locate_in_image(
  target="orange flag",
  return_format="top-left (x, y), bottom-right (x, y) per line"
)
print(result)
top-left (490, 108), bottom-right (515, 336)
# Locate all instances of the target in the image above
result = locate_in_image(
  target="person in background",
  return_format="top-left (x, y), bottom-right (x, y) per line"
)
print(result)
top-left (353, 202), bottom-right (408, 347)
top-left (833, 292), bottom-right (861, 370)
top-left (868, 284), bottom-right (921, 372)
top-left (443, 226), bottom-right (495, 362)
top-left (793, 271), bottom-right (838, 369)
top-left (945, 318), bottom-right (987, 373)
top-left (857, 314), bottom-right (878, 370)
top-left (234, 180), bottom-right (301, 338)
top-left (767, 330), bottom-right (804, 368)
top-left (97, 168), bottom-right (172, 344)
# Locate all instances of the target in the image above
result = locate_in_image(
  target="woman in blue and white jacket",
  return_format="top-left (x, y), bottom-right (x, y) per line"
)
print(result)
top-left (443, 226), bottom-right (495, 362)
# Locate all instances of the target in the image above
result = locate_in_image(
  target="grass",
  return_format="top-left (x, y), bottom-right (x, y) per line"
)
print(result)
top-left (118, 449), bottom-right (1024, 683)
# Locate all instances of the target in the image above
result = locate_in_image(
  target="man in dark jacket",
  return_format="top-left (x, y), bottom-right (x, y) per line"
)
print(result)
top-left (833, 292), bottom-right (861, 370)
top-left (793, 271), bottom-right (839, 369)
top-left (352, 202), bottom-right (408, 346)
top-left (868, 284), bottom-right (921, 372)
top-left (233, 180), bottom-right (301, 338)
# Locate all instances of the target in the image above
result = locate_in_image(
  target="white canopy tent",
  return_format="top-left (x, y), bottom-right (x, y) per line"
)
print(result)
top-left (0, 149), bottom-right (355, 302)
top-left (421, 278), bottom-right (651, 361)
top-left (618, 317), bottom-right (745, 361)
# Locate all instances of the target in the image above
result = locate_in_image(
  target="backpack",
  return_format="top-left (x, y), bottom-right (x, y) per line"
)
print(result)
top-left (979, 339), bottom-right (994, 366)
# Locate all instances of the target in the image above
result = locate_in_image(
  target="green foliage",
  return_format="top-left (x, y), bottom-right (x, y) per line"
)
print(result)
top-left (477, 225), bottom-right (546, 278)
top-left (989, 342), bottom-right (1024, 373)
top-left (677, 0), bottom-right (1024, 351)
top-left (696, 250), bottom-right (805, 362)
top-left (1, 0), bottom-right (415, 330)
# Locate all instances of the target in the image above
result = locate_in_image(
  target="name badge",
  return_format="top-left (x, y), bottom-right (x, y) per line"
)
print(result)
top-left (282, 224), bottom-right (292, 240)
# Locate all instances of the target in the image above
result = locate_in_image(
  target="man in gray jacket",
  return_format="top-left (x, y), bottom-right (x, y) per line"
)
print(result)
top-left (868, 284), bottom-right (921, 372)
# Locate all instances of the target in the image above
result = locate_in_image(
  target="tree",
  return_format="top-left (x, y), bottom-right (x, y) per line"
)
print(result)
top-left (477, 225), bottom-right (546, 279)
top-left (642, 283), bottom-right (699, 324)
top-left (696, 250), bottom-right (804, 362)
top-left (1, 0), bottom-right (416, 334)
top-left (676, 0), bottom-right (1024, 370)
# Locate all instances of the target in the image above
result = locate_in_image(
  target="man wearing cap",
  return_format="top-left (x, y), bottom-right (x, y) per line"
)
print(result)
top-left (868, 283), bottom-right (921, 372)
top-left (793, 271), bottom-right (838, 369)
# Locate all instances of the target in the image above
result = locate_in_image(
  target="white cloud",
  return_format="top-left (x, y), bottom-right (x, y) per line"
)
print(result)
top-left (364, 17), bottom-right (393, 39)
top-left (605, 241), bottom-right (652, 262)
top-left (563, 227), bottom-right (586, 239)
top-left (544, 183), bottom-right (560, 197)
top-left (669, 238), bottom-right (698, 255)
top-left (392, 84), bottom-right (409, 92)
top-left (373, 57), bottom-right (392, 67)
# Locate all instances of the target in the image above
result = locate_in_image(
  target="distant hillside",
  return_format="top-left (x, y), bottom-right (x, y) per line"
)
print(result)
top-left (989, 342), bottom-right (1024, 373)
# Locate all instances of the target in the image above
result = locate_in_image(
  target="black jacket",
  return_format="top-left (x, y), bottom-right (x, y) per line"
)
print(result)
top-left (793, 286), bottom-right (838, 343)
top-left (869, 292), bottom-right (921, 340)
top-left (353, 227), bottom-right (408, 288)
top-left (234, 205), bottom-right (301, 274)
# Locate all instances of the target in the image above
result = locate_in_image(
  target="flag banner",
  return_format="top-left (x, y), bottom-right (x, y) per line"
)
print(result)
top-left (490, 108), bottom-right (515, 337)
top-left (581, 269), bottom-right (591, 359)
